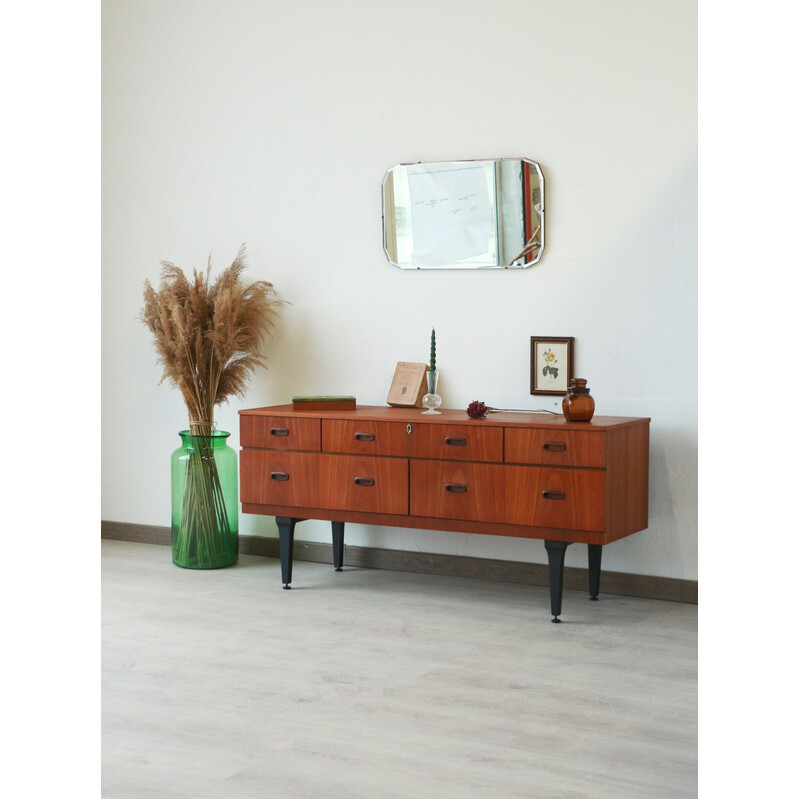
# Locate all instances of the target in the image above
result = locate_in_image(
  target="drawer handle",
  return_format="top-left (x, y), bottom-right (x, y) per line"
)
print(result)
top-left (445, 436), bottom-right (467, 446)
top-left (354, 477), bottom-right (375, 487)
top-left (270, 471), bottom-right (290, 481)
top-left (542, 490), bottom-right (566, 501)
top-left (354, 432), bottom-right (375, 442)
top-left (445, 483), bottom-right (468, 493)
top-left (543, 442), bottom-right (567, 452)
top-left (270, 427), bottom-right (290, 437)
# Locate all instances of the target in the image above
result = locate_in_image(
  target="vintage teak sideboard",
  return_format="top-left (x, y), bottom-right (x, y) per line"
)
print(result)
top-left (238, 405), bottom-right (650, 621)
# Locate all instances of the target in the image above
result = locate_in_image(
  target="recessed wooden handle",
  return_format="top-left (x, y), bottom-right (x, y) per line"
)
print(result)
top-left (354, 476), bottom-right (375, 487)
top-left (270, 427), bottom-right (290, 437)
top-left (445, 483), bottom-right (468, 493)
top-left (354, 432), bottom-right (375, 442)
top-left (543, 442), bottom-right (567, 452)
top-left (542, 490), bottom-right (566, 500)
top-left (270, 471), bottom-right (290, 481)
top-left (445, 436), bottom-right (467, 446)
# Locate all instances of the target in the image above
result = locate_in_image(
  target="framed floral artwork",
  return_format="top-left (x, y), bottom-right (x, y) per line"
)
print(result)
top-left (530, 336), bottom-right (574, 394)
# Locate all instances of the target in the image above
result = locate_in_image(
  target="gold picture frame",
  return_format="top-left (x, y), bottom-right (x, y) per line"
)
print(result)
top-left (387, 362), bottom-right (428, 407)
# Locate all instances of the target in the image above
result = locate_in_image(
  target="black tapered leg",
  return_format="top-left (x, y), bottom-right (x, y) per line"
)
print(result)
top-left (276, 517), bottom-right (297, 589)
top-left (588, 544), bottom-right (603, 600)
top-left (544, 540), bottom-right (570, 622)
top-left (332, 521), bottom-right (345, 571)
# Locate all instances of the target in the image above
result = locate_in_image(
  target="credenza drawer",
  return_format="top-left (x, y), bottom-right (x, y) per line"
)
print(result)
top-left (323, 420), bottom-right (411, 456)
top-left (240, 451), bottom-right (408, 515)
top-left (407, 424), bottom-right (503, 462)
top-left (410, 461), bottom-right (605, 531)
top-left (241, 415), bottom-right (321, 451)
top-left (323, 419), bottom-right (503, 462)
top-left (504, 428), bottom-right (605, 468)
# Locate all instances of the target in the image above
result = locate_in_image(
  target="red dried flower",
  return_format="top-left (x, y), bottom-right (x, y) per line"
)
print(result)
top-left (466, 401), bottom-right (488, 419)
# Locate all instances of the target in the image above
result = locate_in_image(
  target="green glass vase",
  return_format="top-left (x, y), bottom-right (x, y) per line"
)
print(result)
top-left (171, 430), bottom-right (238, 569)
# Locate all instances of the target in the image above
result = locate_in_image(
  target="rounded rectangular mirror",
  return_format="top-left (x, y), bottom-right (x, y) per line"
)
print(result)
top-left (382, 158), bottom-right (544, 269)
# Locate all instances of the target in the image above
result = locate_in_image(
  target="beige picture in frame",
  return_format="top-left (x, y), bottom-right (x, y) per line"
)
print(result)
top-left (387, 362), bottom-right (428, 407)
top-left (530, 336), bottom-right (574, 395)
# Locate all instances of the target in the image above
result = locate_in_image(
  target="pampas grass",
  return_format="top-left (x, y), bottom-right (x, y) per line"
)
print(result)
top-left (140, 243), bottom-right (285, 434)
top-left (140, 244), bottom-right (285, 568)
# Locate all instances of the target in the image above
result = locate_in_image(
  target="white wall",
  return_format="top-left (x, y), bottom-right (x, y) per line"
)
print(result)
top-left (102, 0), bottom-right (697, 580)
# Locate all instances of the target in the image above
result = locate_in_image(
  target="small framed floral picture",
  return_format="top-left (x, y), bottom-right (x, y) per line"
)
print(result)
top-left (530, 336), bottom-right (574, 395)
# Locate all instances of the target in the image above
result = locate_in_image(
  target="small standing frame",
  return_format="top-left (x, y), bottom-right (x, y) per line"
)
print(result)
top-left (387, 362), bottom-right (428, 407)
top-left (530, 336), bottom-right (574, 395)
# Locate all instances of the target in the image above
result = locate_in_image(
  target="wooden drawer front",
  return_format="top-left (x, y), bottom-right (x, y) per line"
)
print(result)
top-left (240, 451), bottom-right (408, 515)
top-left (410, 461), bottom-right (605, 531)
top-left (504, 428), bottom-right (605, 468)
top-left (322, 420), bottom-right (503, 462)
top-left (409, 424), bottom-right (503, 462)
top-left (323, 420), bottom-right (411, 457)
top-left (240, 415), bottom-right (321, 451)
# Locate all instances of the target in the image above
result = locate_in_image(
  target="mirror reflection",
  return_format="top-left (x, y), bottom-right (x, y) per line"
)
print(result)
top-left (382, 158), bottom-right (544, 269)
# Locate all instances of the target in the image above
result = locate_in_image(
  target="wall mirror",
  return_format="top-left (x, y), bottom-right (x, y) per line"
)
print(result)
top-left (382, 158), bottom-right (544, 269)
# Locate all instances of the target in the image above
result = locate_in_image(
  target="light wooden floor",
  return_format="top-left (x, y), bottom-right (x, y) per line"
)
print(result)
top-left (101, 539), bottom-right (697, 799)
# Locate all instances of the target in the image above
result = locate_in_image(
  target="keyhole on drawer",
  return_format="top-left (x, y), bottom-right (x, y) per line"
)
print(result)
top-left (407, 423), bottom-right (412, 434)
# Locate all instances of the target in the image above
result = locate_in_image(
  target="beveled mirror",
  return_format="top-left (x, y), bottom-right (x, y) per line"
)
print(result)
top-left (382, 158), bottom-right (544, 269)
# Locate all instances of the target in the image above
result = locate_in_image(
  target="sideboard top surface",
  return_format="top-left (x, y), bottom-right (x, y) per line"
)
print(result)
top-left (239, 404), bottom-right (649, 430)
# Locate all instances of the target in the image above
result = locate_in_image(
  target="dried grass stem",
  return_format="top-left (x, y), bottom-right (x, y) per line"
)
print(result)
top-left (140, 244), bottom-right (285, 431)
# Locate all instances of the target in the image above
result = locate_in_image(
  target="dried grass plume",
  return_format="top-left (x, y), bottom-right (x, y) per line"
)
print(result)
top-left (140, 244), bottom-right (286, 434)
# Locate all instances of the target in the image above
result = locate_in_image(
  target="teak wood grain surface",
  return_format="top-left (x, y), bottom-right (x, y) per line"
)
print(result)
top-left (240, 451), bottom-right (409, 515)
top-left (239, 404), bottom-right (650, 546)
top-left (322, 418), bottom-right (504, 462)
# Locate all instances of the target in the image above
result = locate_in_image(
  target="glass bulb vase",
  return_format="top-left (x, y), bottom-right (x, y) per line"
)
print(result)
top-left (171, 430), bottom-right (239, 569)
top-left (422, 369), bottom-right (442, 414)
